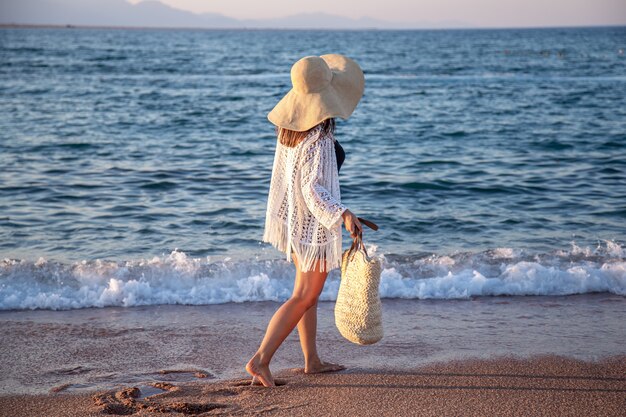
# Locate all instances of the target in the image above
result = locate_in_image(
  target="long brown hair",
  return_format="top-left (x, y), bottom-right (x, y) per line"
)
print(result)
top-left (277, 118), bottom-right (336, 147)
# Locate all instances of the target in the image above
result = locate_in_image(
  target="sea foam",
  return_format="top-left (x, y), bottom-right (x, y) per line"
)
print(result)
top-left (1, 242), bottom-right (624, 310)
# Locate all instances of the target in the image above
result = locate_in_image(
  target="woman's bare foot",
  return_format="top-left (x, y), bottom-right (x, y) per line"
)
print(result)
top-left (245, 354), bottom-right (275, 387)
top-left (304, 359), bottom-right (346, 374)
top-left (252, 375), bottom-right (287, 386)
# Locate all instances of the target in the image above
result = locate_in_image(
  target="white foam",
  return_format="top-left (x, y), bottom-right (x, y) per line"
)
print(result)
top-left (0, 242), bottom-right (624, 310)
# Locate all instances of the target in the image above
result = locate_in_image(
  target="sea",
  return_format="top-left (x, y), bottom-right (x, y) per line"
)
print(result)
top-left (1, 26), bottom-right (625, 310)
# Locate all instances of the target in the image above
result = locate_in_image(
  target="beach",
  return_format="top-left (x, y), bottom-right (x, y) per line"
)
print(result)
top-left (1, 356), bottom-right (624, 416)
top-left (1, 295), bottom-right (624, 416)
top-left (1, 25), bottom-right (625, 416)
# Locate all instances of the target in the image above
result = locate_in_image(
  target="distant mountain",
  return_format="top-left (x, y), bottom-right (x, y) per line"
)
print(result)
top-left (0, 0), bottom-right (472, 29)
top-left (242, 12), bottom-right (390, 29)
top-left (242, 12), bottom-right (470, 30)
top-left (0, 0), bottom-right (238, 28)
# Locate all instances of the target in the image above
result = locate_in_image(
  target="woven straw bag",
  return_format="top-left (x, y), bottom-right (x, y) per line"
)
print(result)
top-left (335, 218), bottom-right (383, 345)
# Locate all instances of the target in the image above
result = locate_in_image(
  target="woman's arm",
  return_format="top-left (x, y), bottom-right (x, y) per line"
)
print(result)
top-left (300, 135), bottom-right (361, 236)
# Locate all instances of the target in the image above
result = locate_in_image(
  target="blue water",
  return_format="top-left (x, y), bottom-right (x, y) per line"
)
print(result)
top-left (0, 27), bottom-right (625, 309)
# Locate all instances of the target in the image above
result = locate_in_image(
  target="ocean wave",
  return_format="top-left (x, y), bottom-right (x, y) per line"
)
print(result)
top-left (1, 242), bottom-right (624, 311)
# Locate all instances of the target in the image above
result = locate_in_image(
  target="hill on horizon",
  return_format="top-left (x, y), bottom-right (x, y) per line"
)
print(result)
top-left (0, 0), bottom-right (472, 29)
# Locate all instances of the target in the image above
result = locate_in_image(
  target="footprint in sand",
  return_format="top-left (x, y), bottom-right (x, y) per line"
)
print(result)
top-left (149, 368), bottom-right (212, 380)
top-left (208, 388), bottom-right (239, 396)
top-left (229, 378), bottom-right (288, 387)
top-left (92, 384), bottom-right (229, 415)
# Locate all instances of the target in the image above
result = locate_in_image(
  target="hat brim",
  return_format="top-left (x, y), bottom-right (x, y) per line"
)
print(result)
top-left (268, 54), bottom-right (365, 132)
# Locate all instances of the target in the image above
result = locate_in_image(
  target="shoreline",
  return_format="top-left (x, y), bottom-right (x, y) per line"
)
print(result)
top-left (1, 295), bottom-right (624, 396)
top-left (1, 354), bottom-right (624, 416)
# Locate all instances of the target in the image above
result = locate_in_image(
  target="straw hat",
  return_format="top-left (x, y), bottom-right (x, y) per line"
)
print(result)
top-left (268, 54), bottom-right (365, 132)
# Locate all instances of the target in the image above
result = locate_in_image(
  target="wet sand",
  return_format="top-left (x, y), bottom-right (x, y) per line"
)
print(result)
top-left (0, 295), bottom-right (625, 415)
top-left (1, 355), bottom-right (625, 416)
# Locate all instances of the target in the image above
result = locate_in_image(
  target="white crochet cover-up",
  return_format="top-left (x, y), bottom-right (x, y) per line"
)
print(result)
top-left (263, 124), bottom-right (348, 273)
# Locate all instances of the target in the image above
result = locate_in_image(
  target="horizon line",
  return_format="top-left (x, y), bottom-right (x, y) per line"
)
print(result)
top-left (1, 23), bottom-right (625, 31)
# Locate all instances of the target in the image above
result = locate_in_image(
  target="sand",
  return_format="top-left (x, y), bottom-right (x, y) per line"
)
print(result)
top-left (1, 295), bottom-right (625, 416)
top-left (1, 355), bottom-right (625, 416)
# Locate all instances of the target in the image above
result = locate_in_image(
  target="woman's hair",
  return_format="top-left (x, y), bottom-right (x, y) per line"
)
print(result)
top-left (277, 118), bottom-right (335, 148)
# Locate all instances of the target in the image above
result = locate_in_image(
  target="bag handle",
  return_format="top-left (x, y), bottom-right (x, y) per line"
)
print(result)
top-left (347, 217), bottom-right (379, 261)
top-left (357, 217), bottom-right (378, 231)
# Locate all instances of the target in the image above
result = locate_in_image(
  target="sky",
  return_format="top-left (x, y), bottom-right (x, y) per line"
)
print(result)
top-left (128, 0), bottom-right (626, 27)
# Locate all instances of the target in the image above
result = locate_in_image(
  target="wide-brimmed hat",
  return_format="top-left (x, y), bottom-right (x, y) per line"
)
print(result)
top-left (268, 54), bottom-right (365, 132)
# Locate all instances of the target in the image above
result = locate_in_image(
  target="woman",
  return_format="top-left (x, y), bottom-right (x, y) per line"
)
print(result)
top-left (245, 54), bottom-right (365, 387)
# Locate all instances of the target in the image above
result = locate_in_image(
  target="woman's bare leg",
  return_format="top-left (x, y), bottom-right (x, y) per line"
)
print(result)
top-left (295, 254), bottom-right (346, 373)
top-left (297, 301), bottom-right (346, 373)
top-left (245, 255), bottom-right (329, 387)
top-left (296, 301), bottom-right (319, 365)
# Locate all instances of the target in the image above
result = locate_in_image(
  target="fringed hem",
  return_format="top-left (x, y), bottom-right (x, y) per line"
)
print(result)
top-left (262, 215), bottom-right (290, 253)
top-left (290, 238), bottom-right (343, 273)
top-left (263, 215), bottom-right (342, 273)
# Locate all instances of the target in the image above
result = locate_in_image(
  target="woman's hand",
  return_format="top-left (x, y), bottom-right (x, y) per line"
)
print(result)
top-left (342, 209), bottom-right (362, 238)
